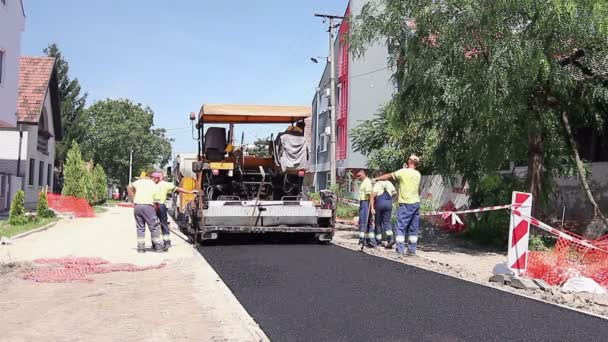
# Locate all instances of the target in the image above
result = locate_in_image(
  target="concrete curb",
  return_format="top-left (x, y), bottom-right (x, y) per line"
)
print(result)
top-left (333, 239), bottom-right (608, 321)
top-left (5, 221), bottom-right (60, 241)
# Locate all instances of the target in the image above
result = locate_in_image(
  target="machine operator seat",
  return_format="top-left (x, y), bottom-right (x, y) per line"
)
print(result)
top-left (205, 127), bottom-right (227, 162)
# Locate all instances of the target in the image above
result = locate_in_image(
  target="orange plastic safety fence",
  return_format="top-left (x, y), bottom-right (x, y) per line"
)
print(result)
top-left (47, 193), bottom-right (96, 218)
top-left (527, 232), bottom-right (608, 287)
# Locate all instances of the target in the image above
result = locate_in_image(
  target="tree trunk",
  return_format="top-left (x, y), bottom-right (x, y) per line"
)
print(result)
top-left (560, 111), bottom-right (608, 228)
top-left (527, 132), bottom-right (544, 217)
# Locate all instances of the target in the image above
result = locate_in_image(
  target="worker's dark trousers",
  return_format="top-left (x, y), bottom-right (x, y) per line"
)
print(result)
top-left (395, 202), bottom-right (420, 254)
top-left (156, 204), bottom-right (171, 243)
top-left (375, 192), bottom-right (394, 243)
top-left (359, 200), bottom-right (377, 246)
top-left (134, 204), bottom-right (162, 246)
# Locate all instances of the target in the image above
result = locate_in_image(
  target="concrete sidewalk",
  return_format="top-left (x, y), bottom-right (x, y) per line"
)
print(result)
top-left (0, 206), bottom-right (268, 342)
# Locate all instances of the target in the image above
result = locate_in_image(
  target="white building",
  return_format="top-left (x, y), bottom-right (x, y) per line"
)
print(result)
top-left (0, 0), bottom-right (26, 127)
top-left (0, 57), bottom-right (62, 210)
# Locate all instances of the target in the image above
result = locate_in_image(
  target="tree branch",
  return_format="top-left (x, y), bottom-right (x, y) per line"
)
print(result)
top-left (560, 110), bottom-right (608, 229)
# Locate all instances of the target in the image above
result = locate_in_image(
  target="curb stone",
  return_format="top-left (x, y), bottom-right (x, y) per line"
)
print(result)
top-left (3, 221), bottom-right (60, 241)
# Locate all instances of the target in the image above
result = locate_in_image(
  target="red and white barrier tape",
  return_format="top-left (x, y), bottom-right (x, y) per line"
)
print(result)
top-left (420, 204), bottom-right (526, 226)
top-left (511, 210), bottom-right (608, 254)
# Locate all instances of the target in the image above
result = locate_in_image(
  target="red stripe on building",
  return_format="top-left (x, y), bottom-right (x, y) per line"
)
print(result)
top-left (337, 5), bottom-right (350, 161)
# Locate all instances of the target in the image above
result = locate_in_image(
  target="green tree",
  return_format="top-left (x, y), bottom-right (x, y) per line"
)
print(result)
top-left (37, 191), bottom-right (56, 219)
top-left (9, 190), bottom-right (27, 225)
top-left (249, 137), bottom-right (271, 158)
top-left (44, 43), bottom-right (88, 171)
top-left (81, 99), bottom-right (172, 187)
top-left (92, 164), bottom-right (108, 204)
top-left (62, 141), bottom-right (88, 199)
top-left (350, 0), bottom-right (608, 221)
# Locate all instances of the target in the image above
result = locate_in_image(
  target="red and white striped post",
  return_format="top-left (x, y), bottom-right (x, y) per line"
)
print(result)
top-left (507, 191), bottom-right (533, 276)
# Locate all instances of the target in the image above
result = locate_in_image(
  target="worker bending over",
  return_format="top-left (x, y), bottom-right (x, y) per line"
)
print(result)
top-left (356, 169), bottom-right (377, 248)
top-left (151, 172), bottom-right (197, 249)
top-left (370, 172), bottom-right (397, 248)
top-left (373, 155), bottom-right (421, 255)
top-left (128, 173), bottom-right (166, 253)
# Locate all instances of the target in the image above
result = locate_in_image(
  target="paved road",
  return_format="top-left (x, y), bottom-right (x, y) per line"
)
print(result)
top-left (200, 241), bottom-right (608, 342)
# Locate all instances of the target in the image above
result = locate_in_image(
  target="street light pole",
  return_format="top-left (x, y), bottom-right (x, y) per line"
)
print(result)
top-left (315, 13), bottom-right (343, 187)
top-left (128, 149), bottom-right (133, 183)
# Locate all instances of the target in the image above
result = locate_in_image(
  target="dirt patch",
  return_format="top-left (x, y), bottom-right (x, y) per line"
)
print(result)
top-left (0, 206), bottom-right (268, 342)
top-left (0, 258), bottom-right (262, 341)
top-left (333, 225), bottom-right (608, 319)
top-left (0, 261), bottom-right (33, 276)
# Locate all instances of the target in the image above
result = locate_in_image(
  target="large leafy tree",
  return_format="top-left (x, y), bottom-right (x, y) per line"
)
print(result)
top-left (82, 99), bottom-right (172, 186)
top-left (350, 0), bottom-right (608, 220)
top-left (44, 43), bottom-right (88, 171)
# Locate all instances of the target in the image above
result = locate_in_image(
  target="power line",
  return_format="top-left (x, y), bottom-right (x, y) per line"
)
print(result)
top-left (348, 65), bottom-right (394, 79)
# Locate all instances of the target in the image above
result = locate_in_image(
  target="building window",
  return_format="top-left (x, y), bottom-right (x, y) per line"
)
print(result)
top-left (319, 132), bottom-right (328, 152)
top-left (39, 161), bottom-right (44, 186)
top-left (29, 159), bottom-right (35, 186)
top-left (0, 50), bottom-right (5, 85)
top-left (47, 164), bottom-right (52, 188)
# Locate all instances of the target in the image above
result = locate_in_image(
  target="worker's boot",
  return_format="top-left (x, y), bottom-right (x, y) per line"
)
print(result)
top-left (137, 243), bottom-right (146, 253)
top-left (153, 242), bottom-right (168, 253)
top-left (164, 240), bottom-right (172, 249)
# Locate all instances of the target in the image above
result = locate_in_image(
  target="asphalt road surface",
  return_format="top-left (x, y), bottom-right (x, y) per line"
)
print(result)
top-left (199, 238), bottom-right (608, 342)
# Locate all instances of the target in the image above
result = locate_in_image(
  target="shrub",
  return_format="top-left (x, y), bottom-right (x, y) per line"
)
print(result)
top-left (37, 191), bottom-right (56, 218)
top-left (460, 174), bottom-right (526, 247)
top-left (62, 141), bottom-right (88, 199)
top-left (9, 190), bottom-right (27, 225)
top-left (92, 164), bottom-right (108, 204)
top-left (337, 202), bottom-right (359, 220)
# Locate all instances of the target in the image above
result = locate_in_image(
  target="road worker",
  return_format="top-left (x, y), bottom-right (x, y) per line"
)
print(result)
top-left (356, 169), bottom-right (376, 247)
top-left (128, 172), bottom-right (166, 253)
top-left (151, 171), bottom-right (197, 249)
top-left (370, 171), bottom-right (397, 248)
top-left (373, 155), bottom-right (421, 255)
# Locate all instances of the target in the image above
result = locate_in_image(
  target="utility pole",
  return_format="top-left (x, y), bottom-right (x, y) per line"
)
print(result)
top-left (315, 13), bottom-right (343, 187)
top-left (128, 149), bottom-right (133, 183)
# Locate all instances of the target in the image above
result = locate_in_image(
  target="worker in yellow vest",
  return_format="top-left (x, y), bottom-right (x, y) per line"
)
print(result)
top-left (373, 155), bottom-right (421, 255)
top-left (356, 169), bottom-right (377, 248)
top-left (151, 172), bottom-right (197, 249)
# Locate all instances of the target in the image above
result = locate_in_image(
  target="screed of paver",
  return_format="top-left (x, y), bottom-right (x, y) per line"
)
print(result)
top-left (0, 206), bottom-right (267, 342)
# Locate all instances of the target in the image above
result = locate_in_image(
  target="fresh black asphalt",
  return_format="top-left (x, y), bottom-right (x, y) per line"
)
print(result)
top-left (199, 238), bottom-right (608, 342)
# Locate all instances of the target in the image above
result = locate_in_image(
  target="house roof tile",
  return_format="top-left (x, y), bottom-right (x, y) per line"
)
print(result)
top-left (17, 57), bottom-right (56, 124)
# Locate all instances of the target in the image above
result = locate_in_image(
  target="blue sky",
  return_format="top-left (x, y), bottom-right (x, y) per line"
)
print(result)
top-left (22, 0), bottom-right (348, 155)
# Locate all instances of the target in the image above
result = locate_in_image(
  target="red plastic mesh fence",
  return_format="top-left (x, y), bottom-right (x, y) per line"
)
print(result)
top-left (47, 193), bottom-right (95, 218)
top-left (421, 201), bottom-right (608, 288)
top-left (527, 231), bottom-right (608, 287)
top-left (22, 257), bottom-right (166, 283)
top-left (423, 201), bottom-right (467, 234)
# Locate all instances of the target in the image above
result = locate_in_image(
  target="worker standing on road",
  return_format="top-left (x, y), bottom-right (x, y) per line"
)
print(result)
top-left (370, 172), bottom-right (397, 248)
top-left (128, 173), bottom-right (167, 253)
top-left (356, 169), bottom-right (376, 248)
top-left (151, 171), bottom-right (197, 249)
top-left (373, 155), bottom-right (421, 255)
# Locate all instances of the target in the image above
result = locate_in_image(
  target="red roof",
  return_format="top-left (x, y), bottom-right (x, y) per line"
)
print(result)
top-left (17, 57), bottom-right (56, 123)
